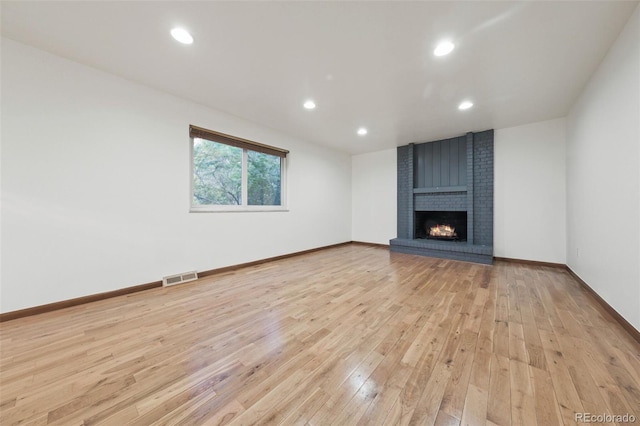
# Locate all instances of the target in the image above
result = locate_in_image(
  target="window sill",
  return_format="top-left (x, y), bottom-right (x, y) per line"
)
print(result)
top-left (190, 206), bottom-right (289, 213)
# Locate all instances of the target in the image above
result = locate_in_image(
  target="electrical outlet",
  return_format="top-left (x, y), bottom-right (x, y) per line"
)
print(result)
top-left (576, 248), bottom-right (580, 257)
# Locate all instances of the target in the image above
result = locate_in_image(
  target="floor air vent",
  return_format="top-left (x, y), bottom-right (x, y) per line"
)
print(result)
top-left (162, 271), bottom-right (198, 287)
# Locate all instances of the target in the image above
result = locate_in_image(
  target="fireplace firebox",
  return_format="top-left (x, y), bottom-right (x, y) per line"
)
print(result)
top-left (415, 211), bottom-right (467, 241)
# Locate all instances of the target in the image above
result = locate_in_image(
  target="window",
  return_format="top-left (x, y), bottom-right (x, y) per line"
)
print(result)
top-left (190, 125), bottom-right (288, 211)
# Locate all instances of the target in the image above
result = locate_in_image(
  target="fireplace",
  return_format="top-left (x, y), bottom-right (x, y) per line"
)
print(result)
top-left (390, 130), bottom-right (494, 264)
top-left (415, 211), bottom-right (467, 241)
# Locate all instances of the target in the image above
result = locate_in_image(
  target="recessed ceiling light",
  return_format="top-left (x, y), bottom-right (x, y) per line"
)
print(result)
top-left (303, 100), bottom-right (316, 110)
top-left (171, 28), bottom-right (194, 45)
top-left (357, 127), bottom-right (368, 136)
top-left (434, 41), bottom-right (455, 57)
top-left (458, 100), bottom-right (474, 110)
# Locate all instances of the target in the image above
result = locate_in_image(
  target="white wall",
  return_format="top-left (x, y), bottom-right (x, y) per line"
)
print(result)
top-left (351, 149), bottom-right (397, 245)
top-left (494, 118), bottom-right (567, 263)
top-left (1, 39), bottom-right (352, 313)
top-left (566, 6), bottom-right (640, 331)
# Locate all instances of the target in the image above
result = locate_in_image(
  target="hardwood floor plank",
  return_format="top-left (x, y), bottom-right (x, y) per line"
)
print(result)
top-left (530, 365), bottom-right (564, 426)
top-left (181, 398), bottom-right (245, 426)
top-left (439, 330), bottom-right (478, 420)
top-left (307, 349), bottom-right (384, 425)
top-left (509, 359), bottom-right (537, 425)
top-left (460, 384), bottom-right (487, 426)
top-left (487, 353), bottom-right (511, 426)
top-left (407, 361), bottom-right (452, 425)
top-left (279, 387), bottom-right (329, 426)
top-left (540, 335), bottom-right (585, 425)
top-left (509, 322), bottom-right (529, 364)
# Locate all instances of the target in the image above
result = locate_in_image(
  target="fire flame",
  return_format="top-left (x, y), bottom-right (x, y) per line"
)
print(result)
top-left (430, 224), bottom-right (457, 238)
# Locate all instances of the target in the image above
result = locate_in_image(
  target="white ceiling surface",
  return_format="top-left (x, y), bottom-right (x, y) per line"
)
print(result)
top-left (2, 1), bottom-right (637, 155)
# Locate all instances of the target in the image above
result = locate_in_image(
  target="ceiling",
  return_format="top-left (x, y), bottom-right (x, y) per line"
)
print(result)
top-left (2, 1), bottom-right (638, 155)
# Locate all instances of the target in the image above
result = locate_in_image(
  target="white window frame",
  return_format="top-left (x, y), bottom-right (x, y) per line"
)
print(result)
top-left (189, 135), bottom-right (288, 213)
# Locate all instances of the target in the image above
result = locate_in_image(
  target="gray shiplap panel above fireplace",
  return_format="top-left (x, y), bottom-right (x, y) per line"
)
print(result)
top-left (390, 130), bottom-right (494, 264)
top-left (414, 136), bottom-right (467, 189)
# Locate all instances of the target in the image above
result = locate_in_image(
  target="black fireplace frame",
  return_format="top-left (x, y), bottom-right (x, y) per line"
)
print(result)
top-left (415, 211), bottom-right (468, 241)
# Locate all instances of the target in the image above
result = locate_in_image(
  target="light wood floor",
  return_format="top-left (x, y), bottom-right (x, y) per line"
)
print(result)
top-left (1, 245), bottom-right (639, 425)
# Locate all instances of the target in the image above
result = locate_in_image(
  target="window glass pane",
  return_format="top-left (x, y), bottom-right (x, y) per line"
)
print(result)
top-left (193, 138), bottom-right (242, 205)
top-left (248, 150), bottom-right (281, 206)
